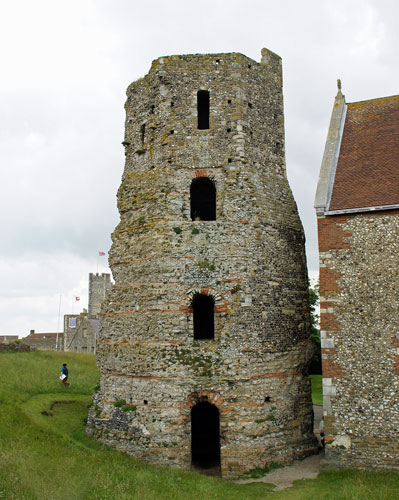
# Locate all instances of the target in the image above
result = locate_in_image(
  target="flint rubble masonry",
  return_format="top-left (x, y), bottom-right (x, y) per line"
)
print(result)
top-left (315, 89), bottom-right (399, 470)
top-left (87, 49), bottom-right (317, 479)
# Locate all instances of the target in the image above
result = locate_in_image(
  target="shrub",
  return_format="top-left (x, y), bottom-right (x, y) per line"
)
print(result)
top-left (113, 399), bottom-right (126, 408)
top-left (197, 260), bottom-right (215, 271)
top-left (122, 405), bottom-right (136, 412)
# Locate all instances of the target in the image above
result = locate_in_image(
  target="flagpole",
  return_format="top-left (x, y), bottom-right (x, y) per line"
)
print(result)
top-left (56, 294), bottom-right (62, 351)
top-left (97, 251), bottom-right (106, 273)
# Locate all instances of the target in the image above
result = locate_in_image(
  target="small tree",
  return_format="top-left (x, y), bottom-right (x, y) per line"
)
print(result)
top-left (309, 281), bottom-right (321, 374)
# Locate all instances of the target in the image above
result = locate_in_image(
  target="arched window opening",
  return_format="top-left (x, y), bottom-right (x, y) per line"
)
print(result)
top-left (192, 294), bottom-right (214, 340)
top-left (197, 90), bottom-right (210, 130)
top-left (191, 402), bottom-right (221, 472)
top-left (190, 177), bottom-right (216, 221)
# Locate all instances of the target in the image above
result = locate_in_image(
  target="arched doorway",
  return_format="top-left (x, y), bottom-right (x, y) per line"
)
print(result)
top-left (191, 401), bottom-right (221, 473)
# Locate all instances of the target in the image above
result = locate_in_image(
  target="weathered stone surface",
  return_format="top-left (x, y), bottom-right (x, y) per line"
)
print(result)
top-left (318, 211), bottom-right (399, 470)
top-left (64, 311), bottom-right (99, 353)
top-left (89, 273), bottom-right (112, 317)
top-left (87, 49), bottom-right (317, 478)
top-left (0, 341), bottom-right (34, 352)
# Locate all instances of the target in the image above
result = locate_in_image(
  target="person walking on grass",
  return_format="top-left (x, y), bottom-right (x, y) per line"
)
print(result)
top-left (60, 363), bottom-right (71, 388)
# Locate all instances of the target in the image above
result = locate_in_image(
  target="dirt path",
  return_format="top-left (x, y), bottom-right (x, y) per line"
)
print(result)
top-left (237, 453), bottom-right (321, 491)
top-left (237, 406), bottom-right (324, 491)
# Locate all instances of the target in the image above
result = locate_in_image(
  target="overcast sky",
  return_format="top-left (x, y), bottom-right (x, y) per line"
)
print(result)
top-left (1, 0), bottom-right (398, 336)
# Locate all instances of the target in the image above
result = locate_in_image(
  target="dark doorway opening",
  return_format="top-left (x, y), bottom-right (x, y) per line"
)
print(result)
top-left (192, 294), bottom-right (214, 340)
top-left (197, 90), bottom-right (210, 129)
top-left (190, 177), bottom-right (216, 221)
top-left (191, 402), bottom-right (221, 472)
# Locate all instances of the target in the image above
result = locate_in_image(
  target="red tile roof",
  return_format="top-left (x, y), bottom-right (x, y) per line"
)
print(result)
top-left (329, 95), bottom-right (399, 211)
top-left (26, 332), bottom-right (63, 338)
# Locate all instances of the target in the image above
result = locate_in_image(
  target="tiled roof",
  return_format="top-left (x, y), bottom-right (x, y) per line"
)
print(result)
top-left (26, 332), bottom-right (64, 338)
top-left (329, 95), bottom-right (399, 211)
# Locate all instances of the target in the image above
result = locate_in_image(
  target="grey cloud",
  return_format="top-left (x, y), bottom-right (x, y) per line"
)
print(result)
top-left (2, 0), bottom-right (399, 334)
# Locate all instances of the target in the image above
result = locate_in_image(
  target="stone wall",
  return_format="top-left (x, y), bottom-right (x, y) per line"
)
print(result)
top-left (0, 341), bottom-right (33, 352)
top-left (64, 314), bottom-right (83, 351)
top-left (89, 273), bottom-right (112, 317)
top-left (0, 335), bottom-right (19, 343)
top-left (318, 209), bottom-right (399, 469)
top-left (87, 49), bottom-right (317, 478)
top-left (64, 312), bottom-right (98, 353)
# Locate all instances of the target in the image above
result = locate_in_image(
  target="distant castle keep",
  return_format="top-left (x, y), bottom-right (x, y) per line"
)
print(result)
top-left (89, 273), bottom-right (113, 317)
top-left (87, 49), bottom-right (317, 478)
top-left (315, 90), bottom-right (399, 470)
top-left (17, 273), bottom-right (112, 352)
top-left (64, 273), bottom-right (112, 353)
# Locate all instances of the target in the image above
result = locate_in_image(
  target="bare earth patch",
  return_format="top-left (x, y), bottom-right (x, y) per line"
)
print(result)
top-left (237, 454), bottom-right (321, 491)
top-left (237, 405), bottom-right (324, 491)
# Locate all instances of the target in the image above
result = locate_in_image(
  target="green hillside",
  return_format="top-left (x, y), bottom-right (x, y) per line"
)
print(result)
top-left (310, 374), bottom-right (323, 406)
top-left (0, 351), bottom-right (398, 500)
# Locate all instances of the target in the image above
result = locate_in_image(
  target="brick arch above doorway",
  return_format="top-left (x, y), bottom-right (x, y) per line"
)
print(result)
top-left (187, 390), bottom-right (224, 409)
top-left (186, 288), bottom-right (227, 313)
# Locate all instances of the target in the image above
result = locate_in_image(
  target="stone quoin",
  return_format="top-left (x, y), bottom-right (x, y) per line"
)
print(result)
top-left (87, 49), bottom-right (318, 478)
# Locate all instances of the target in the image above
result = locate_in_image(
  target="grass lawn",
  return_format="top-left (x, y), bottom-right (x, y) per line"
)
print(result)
top-left (310, 374), bottom-right (323, 406)
top-left (1, 351), bottom-right (398, 500)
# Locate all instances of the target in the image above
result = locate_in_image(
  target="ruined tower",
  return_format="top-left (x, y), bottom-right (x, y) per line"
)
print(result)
top-left (87, 49), bottom-right (317, 478)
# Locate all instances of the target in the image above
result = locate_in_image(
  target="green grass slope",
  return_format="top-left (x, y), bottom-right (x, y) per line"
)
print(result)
top-left (310, 375), bottom-right (323, 406)
top-left (0, 351), bottom-right (398, 500)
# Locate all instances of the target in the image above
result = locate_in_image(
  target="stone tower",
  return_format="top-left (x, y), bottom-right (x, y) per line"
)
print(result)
top-left (88, 273), bottom-right (112, 317)
top-left (87, 49), bottom-right (317, 478)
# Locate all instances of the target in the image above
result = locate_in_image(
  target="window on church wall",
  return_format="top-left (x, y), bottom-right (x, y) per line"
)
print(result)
top-left (197, 90), bottom-right (210, 130)
top-left (190, 177), bottom-right (216, 221)
top-left (192, 294), bottom-right (215, 340)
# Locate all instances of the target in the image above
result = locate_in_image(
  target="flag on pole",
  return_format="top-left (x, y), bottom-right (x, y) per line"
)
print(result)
top-left (75, 296), bottom-right (80, 302)
top-left (98, 251), bottom-right (105, 256)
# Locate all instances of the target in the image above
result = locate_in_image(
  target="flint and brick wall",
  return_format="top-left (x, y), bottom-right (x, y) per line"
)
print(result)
top-left (318, 210), bottom-right (399, 470)
top-left (87, 50), bottom-right (317, 478)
